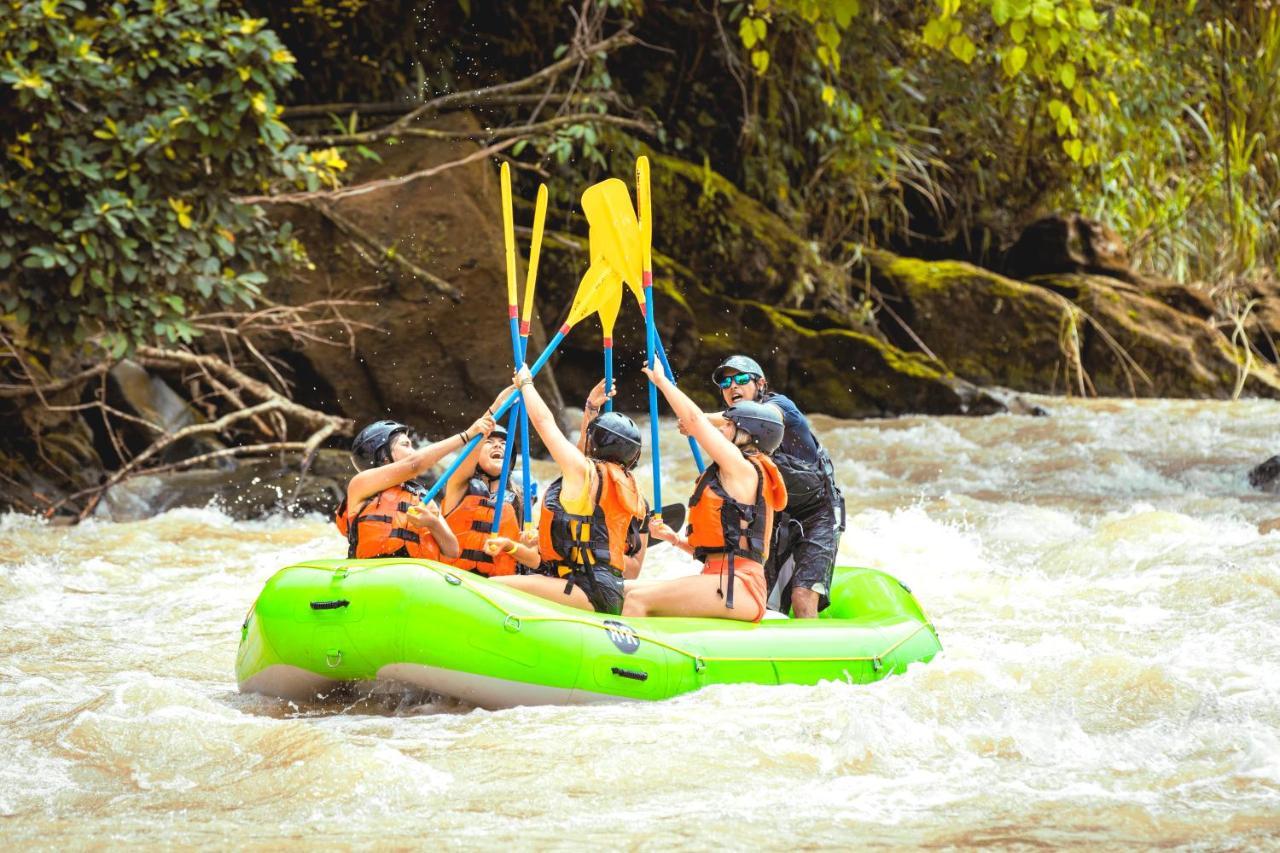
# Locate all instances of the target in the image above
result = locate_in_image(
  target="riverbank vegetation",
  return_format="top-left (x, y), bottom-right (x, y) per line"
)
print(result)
top-left (3, 0), bottom-right (1278, 517)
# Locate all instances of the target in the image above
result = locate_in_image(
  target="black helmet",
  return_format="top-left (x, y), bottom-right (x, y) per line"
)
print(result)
top-left (712, 354), bottom-right (766, 384)
top-left (351, 419), bottom-right (410, 471)
top-left (586, 411), bottom-right (643, 469)
top-left (723, 401), bottom-right (784, 454)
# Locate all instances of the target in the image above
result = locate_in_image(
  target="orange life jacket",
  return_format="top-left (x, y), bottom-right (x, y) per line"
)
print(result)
top-left (334, 481), bottom-right (442, 561)
top-left (443, 475), bottom-right (521, 576)
top-left (686, 453), bottom-right (787, 609)
top-left (538, 461), bottom-right (648, 578)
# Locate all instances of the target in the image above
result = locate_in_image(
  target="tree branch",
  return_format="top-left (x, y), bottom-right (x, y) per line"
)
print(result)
top-left (236, 137), bottom-right (521, 205)
top-left (390, 27), bottom-right (635, 130)
top-left (311, 202), bottom-right (462, 300)
top-left (296, 111), bottom-right (651, 148)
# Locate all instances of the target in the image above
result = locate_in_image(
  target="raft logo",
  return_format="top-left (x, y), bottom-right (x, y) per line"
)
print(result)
top-left (602, 620), bottom-right (640, 654)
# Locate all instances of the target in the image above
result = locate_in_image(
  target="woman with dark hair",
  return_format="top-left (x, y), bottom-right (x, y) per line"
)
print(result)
top-left (336, 387), bottom-right (509, 561)
top-left (623, 367), bottom-right (787, 623)
top-left (440, 423), bottom-right (540, 576)
top-left (490, 368), bottom-right (649, 615)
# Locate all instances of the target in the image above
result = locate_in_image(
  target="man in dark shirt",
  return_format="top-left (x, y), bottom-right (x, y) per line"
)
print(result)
top-left (704, 355), bottom-right (845, 618)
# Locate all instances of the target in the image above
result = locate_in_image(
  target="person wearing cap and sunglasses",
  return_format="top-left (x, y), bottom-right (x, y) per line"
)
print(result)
top-left (702, 355), bottom-right (846, 618)
top-left (488, 367), bottom-right (650, 615)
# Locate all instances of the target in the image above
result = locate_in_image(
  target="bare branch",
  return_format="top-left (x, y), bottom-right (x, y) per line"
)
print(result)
top-left (296, 111), bottom-right (651, 149)
top-left (236, 136), bottom-right (521, 205)
top-left (390, 27), bottom-right (635, 130)
top-left (283, 91), bottom-right (615, 120)
top-left (311, 202), bottom-right (462, 300)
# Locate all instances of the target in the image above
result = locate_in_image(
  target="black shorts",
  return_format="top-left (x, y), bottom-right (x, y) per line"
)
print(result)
top-left (561, 566), bottom-right (626, 615)
top-left (767, 500), bottom-right (838, 612)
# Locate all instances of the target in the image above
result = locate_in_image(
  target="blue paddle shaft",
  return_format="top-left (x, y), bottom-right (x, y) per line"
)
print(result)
top-left (518, 334), bottom-right (532, 526)
top-left (651, 331), bottom-right (705, 473)
top-left (644, 284), bottom-right (661, 512)
top-left (604, 346), bottom-right (614, 413)
top-left (489, 400), bottom-right (522, 533)
top-left (422, 327), bottom-right (566, 505)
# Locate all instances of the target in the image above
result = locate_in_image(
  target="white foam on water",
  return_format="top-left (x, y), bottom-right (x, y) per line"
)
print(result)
top-left (2, 399), bottom-right (1279, 845)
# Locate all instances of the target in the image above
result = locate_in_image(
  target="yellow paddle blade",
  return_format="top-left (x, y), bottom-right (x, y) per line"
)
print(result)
top-left (565, 261), bottom-right (615, 328)
top-left (500, 163), bottom-right (518, 307)
top-left (521, 183), bottom-right (548, 327)
top-left (636, 155), bottom-right (653, 274)
top-left (581, 178), bottom-right (644, 293)
top-left (587, 221), bottom-right (645, 311)
top-left (596, 272), bottom-right (624, 338)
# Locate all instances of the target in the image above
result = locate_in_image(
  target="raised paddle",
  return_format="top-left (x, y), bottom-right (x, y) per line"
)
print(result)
top-left (581, 178), bottom-right (663, 512)
top-left (489, 163), bottom-right (526, 536)
top-left (420, 260), bottom-right (619, 506)
top-left (591, 227), bottom-right (625, 413)
top-left (517, 183), bottom-right (548, 529)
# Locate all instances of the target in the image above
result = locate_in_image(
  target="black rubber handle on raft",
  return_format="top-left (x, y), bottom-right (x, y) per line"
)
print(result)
top-left (310, 599), bottom-right (350, 610)
top-left (610, 667), bottom-right (648, 682)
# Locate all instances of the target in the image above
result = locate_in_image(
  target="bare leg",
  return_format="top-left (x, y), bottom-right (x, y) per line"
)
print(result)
top-left (622, 574), bottom-right (760, 622)
top-left (791, 586), bottom-right (819, 619)
top-left (490, 574), bottom-right (596, 612)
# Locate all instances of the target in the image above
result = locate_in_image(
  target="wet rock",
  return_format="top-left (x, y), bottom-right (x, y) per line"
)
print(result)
top-left (1247, 455), bottom-right (1280, 494)
top-left (862, 250), bottom-right (1280, 399)
top-left (93, 449), bottom-right (449, 521)
top-left (263, 112), bottom-right (565, 440)
top-left (95, 450), bottom-right (350, 521)
top-left (1002, 214), bottom-right (1135, 283)
top-left (104, 360), bottom-right (223, 463)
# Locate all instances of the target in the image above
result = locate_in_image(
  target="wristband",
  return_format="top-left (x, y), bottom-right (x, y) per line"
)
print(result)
top-left (505, 542), bottom-right (518, 555)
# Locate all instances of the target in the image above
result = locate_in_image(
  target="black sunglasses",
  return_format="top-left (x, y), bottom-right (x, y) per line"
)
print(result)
top-left (717, 372), bottom-right (756, 389)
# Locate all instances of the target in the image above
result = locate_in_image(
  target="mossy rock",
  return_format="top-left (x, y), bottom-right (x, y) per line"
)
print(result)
top-left (858, 250), bottom-right (1280, 399)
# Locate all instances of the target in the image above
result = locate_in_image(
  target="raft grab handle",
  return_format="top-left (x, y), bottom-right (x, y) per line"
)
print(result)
top-left (310, 599), bottom-right (351, 610)
top-left (611, 667), bottom-right (648, 682)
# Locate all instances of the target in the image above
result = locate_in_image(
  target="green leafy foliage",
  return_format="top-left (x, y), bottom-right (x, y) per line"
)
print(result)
top-left (0, 0), bottom-right (343, 350)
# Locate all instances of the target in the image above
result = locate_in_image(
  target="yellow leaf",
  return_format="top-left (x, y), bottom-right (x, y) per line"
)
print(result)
top-left (1059, 62), bottom-right (1076, 89)
top-left (271, 48), bottom-right (295, 64)
top-left (238, 67), bottom-right (251, 81)
top-left (251, 93), bottom-right (267, 114)
top-left (751, 49), bottom-right (770, 75)
top-left (13, 71), bottom-right (46, 91)
top-left (40, 0), bottom-right (64, 20)
top-left (821, 84), bottom-right (836, 105)
top-left (168, 197), bottom-right (194, 229)
top-left (238, 17), bottom-right (263, 35)
top-left (1003, 45), bottom-right (1028, 77)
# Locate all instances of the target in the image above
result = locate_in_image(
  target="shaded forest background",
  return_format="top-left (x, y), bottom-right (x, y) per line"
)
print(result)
top-left (3, 0), bottom-right (1279, 519)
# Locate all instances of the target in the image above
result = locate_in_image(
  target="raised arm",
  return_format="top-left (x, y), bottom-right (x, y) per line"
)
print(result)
top-left (640, 367), bottom-right (755, 486)
top-left (515, 366), bottom-right (590, 486)
top-left (347, 411), bottom-right (496, 507)
top-left (442, 385), bottom-right (514, 513)
top-left (577, 379), bottom-right (614, 453)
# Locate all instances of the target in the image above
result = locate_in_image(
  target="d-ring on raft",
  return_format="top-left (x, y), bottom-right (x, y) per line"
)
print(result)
top-left (236, 561), bottom-right (941, 708)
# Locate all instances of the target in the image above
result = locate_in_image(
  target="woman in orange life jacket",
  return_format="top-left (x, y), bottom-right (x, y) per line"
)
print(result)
top-left (336, 388), bottom-right (510, 561)
top-left (440, 423), bottom-right (541, 576)
top-left (488, 368), bottom-right (649, 615)
top-left (623, 367), bottom-right (787, 623)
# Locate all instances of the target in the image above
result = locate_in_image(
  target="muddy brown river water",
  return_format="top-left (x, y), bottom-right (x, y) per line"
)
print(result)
top-left (2, 398), bottom-right (1278, 848)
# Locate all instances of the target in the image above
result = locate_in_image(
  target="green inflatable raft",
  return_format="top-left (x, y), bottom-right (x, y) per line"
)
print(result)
top-left (235, 560), bottom-right (941, 707)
